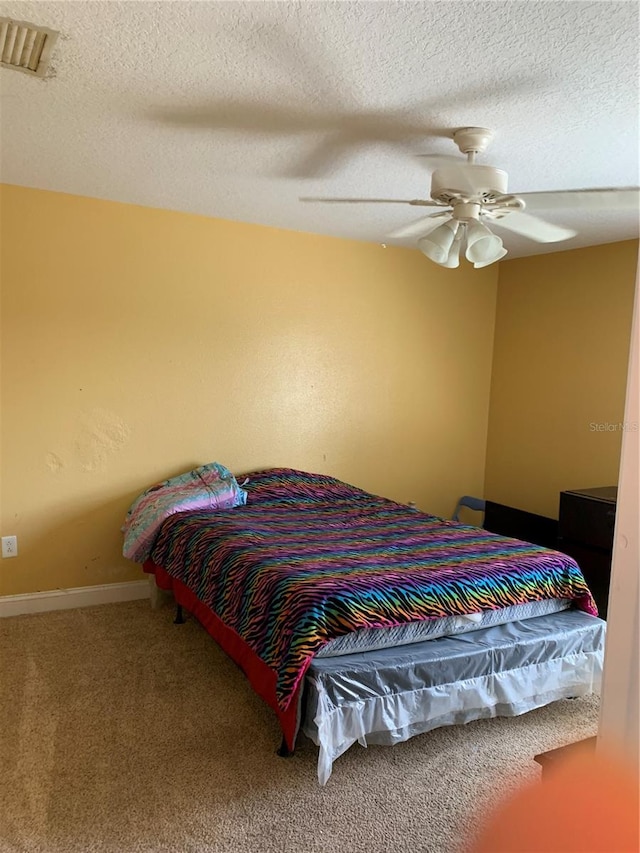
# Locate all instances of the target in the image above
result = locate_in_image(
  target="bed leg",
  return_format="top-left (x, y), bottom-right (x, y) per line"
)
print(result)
top-left (173, 603), bottom-right (186, 624)
top-left (277, 737), bottom-right (295, 758)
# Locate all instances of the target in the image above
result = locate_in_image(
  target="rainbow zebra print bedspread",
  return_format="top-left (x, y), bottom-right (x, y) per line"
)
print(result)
top-left (149, 468), bottom-right (597, 711)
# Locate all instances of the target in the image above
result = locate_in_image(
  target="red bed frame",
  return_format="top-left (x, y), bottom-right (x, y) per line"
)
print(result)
top-left (144, 560), bottom-right (301, 753)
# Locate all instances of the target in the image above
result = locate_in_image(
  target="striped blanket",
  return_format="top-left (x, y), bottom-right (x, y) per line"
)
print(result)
top-left (150, 469), bottom-right (597, 711)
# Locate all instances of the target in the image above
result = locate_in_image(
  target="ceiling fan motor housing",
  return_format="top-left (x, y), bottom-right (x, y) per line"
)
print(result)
top-left (430, 165), bottom-right (509, 205)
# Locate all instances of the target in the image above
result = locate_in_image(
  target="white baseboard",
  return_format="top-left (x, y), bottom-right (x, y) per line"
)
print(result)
top-left (0, 579), bottom-right (150, 618)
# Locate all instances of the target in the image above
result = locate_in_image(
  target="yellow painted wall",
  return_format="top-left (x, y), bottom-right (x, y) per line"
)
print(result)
top-left (0, 185), bottom-right (498, 596)
top-left (485, 240), bottom-right (638, 519)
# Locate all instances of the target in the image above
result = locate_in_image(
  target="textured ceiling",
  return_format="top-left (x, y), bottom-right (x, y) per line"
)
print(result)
top-left (1, 0), bottom-right (639, 259)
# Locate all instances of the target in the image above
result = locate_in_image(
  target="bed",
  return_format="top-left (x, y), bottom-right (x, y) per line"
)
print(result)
top-left (135, 467), bottom-right (605, 784)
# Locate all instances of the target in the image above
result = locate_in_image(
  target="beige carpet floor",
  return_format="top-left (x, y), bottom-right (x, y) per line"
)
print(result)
top-left (0, 598), bottom-right (599, 853)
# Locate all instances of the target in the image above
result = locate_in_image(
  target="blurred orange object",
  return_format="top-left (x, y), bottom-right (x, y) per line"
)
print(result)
top-left (468, 749), bottom-right (639, 852)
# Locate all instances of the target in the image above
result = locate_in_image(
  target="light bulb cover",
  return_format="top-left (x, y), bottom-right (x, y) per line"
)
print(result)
top-left (442, 233), bottom-right (463, 268)
top-left (465, 219), bottom-right (504, 265)
top-left (474, 247), bottom-right (508, 268)
top-left (418, 219), bottom-right (459, 264)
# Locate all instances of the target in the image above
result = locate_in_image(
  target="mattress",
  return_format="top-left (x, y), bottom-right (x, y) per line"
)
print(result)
top-left (316, 597), bottom-right (572, 657)
top-left (149, 469), bottom-right (596, 712)
top-left (304, 610), bottom-right (606, 784)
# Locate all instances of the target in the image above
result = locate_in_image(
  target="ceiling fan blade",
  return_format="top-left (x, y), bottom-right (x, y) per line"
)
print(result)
top-left (299, 197), bottom-right (439, 206)
top-left (386, 212), bottom-right (451, 240)
top-left (517, 187), bottom-right (639, 211)
top-left (491, 211), bottom-right (576, 243)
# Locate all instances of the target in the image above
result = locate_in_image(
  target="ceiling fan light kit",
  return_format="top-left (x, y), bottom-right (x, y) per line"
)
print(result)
top-left (419, 218), bottom-right (506, 269)
top-left (302, 125), bottom-right (638, 271)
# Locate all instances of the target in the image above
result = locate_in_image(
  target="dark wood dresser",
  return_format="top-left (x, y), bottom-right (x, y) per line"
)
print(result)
top-left (557, 486), bottom-right (617, 619)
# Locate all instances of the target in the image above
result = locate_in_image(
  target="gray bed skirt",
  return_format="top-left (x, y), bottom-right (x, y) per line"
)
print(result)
top-left (302, 610), bottom-right (605, 784)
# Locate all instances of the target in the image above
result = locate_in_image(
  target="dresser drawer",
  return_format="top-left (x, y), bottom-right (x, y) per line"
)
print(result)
top-left (559, 491), bottom-right (616, 551)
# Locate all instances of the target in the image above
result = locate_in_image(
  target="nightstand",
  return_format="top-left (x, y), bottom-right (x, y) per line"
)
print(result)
top-left (557, 486), bottom-right (617, 620)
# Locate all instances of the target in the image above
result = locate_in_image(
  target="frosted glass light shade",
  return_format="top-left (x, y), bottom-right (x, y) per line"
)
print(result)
top-left (442, 234), bottom-right (463, 268)
top-left (474, 247), bottom-right (507, 268)
top-left (418, 220), bottom-right (459, 264)
top-left (465, 220), bottom-right (504, 265)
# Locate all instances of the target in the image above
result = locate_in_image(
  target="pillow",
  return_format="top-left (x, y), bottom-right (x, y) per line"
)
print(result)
top-left (241, 467), bottom-right (372, 505)
top-left (122, 462), bottom-right (247, 563)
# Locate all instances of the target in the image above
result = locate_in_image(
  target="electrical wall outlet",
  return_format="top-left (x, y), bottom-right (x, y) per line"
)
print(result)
top-left (1, 536), bottom-right (18, 558)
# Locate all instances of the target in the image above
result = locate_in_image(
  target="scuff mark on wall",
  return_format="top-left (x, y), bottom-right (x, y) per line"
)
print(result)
top-left (45, 452), bottom-right (64, 472)
top-left (74, 408), bottom-right (131, 472)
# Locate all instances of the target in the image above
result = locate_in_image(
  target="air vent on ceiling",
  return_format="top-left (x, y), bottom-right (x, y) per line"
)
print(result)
top-left (0, 18), bottom-right (59, 77)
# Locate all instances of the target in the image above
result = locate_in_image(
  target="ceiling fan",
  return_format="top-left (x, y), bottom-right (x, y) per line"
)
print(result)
top-left (302, 127), bottom-right (639, 269)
